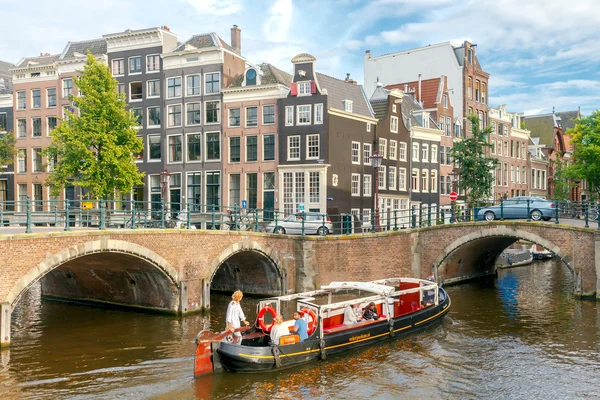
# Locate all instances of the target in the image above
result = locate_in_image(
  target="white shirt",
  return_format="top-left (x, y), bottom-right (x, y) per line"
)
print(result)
top-left (226, 301), bottom-right (246, 330)
top-left (344, 305), bottom-right (357, 325)
top-left (270, 324), bottom-right (289, 344)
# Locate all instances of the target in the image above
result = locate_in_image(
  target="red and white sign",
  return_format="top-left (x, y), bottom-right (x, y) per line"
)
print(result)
top-left (449, 191), bottom-right (458, 201)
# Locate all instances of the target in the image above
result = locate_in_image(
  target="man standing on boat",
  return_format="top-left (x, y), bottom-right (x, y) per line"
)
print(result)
top-left (291, 311), bottom-right (308, 342)
top-left (226, 290), bottom-right (250, 338)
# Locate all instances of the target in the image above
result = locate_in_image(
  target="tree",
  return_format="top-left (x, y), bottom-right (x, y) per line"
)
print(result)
top-left (565, 110), bottom-right (600, 201)
top-left (449, 114), bottom-right (499, 205)
top-left (0, 131), bottom-right (16, 171)
top-left (551, 157), bottom-right (573, 201)
top-left (45, 53), bottom-right (143, 199)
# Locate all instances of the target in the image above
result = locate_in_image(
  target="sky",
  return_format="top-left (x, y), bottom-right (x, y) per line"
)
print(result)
top-left (1, 0), bottom-right (599, 115)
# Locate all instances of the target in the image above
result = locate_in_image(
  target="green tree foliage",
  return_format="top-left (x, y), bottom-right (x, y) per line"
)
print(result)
top-left (0, 131), bottom-right (16, 171)
top-left (565, 110), bottom-right (600, 201)
top-left (551, 157), bottom-right (573, 201)
top-left (45, 53), bottom-right (143, 199)
top-left (449, 114), bottom-right (499, 205)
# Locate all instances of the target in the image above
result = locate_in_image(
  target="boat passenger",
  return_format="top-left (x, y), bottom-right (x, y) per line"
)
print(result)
top-left (291, 311), bottom-right (308, 342)
top-left (226, 290), bottom-right (250, 338)
top-left (363, 302), bottom-right (379, 320)
top-left (270, 316), bottom-right (288, 345)
top-left (343, 303), bottom-right (363, 325)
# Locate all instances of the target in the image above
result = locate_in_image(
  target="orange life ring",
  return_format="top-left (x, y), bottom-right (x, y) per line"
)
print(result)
top-left (300, 308), bottom-right (318, 335)
top-left (257, 305), bottom-right (277, 332)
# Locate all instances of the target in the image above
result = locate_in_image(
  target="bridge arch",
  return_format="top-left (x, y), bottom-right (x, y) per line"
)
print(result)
top-left (5, 239), bottom-right (180, 310)
top-left (208, 240), bottom-right (286, 300)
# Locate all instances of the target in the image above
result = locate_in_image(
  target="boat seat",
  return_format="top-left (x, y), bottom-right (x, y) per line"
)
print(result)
top-left (323, 318), bottom-right (385, 334)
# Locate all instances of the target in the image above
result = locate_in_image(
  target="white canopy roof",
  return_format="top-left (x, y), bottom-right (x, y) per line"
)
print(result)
top-left (321, 281), bottom-right (397, 296)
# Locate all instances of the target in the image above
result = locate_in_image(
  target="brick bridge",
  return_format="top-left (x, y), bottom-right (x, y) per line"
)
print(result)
top-left (1, 222), bottom-right (599, 347)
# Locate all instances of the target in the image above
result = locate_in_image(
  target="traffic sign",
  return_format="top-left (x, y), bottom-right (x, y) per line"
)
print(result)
top-left (82, 201), bottom-right (93, 210)
top-left (299, 203), bottom-right (305, 211)
top-left (241, 200), bottom-right (247, 209)
top-left (449, 192), bottom-right (458, 201)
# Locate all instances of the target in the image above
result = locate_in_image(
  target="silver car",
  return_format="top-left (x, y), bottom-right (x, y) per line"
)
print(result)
top-left (477, 196), bottom-right (556, 221)
top-left (267, 212), bottom-right (333, 235)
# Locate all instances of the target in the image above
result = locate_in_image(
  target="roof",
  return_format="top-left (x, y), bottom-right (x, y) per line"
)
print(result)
top-left (317, 72), bottom-right (373, 119)
top-left (400, 94), bottom-right (427, 129)
top-left (0, 60), bottom-right (13, 94)
top-left (386, 77), bottom-right (442, 109)
top-left (15, 54), bottom-right (60, 68)
top-left (369, 84), bottom-right (390, 123)
top-left (60, 38), bottom-right (107, 59)
top-left (555, 111), bottom-right (579, 132)
top-left (321, 282), bottom-right (396, 296)
top-left (228, 63), bottom-right (292, 88)
top-left (173, 33), bottom-right (238, 54)
top-left (292, 53), bottom-right (316, 63)
top-left (522, 114), bottom-right (556, 147)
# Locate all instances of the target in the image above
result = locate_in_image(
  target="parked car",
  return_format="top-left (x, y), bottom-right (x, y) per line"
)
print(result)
top-left (477, 196), bottom-right (556, 221)
top-left (266, 212), bottom-right (333, 235)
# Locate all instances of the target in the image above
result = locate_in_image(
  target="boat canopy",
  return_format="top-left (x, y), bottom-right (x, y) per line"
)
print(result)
top-left (321, 281), bottom-right (397, 296)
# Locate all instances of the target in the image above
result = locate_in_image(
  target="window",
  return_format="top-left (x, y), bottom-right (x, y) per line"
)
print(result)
top-left (430, 171), bottom-right (437, 192)
top-left (206, 171), bottom-right (220, 209)
top-left (167, 104), bottom-right (182, 127)
top-left (398, 168), bottom-right (406, 191)
top-left (367, 123), bottom-right (371, 132)
top-left (17, 91), bottom-right (26, 110)
top-left (344, 100), bottom-right (353, 113)
top-left (378, 166), bottom-right (386, 190)
top-left (309, 171), bottom-right (320, 204)
top-left (297, 105), bottom-right (311, 125)
top-left (130, 82), bottom-right (142, 101)
top-left (482, 83), bottom-right (487, 104)
top-left (491, 139), bottom-right (496, 155)
top-left (17, 149), bottom-right (26, 173)
top-left (229, 137), bottom-right (241, 162)
top-left (396, 142), bottom-right (406, 162)
top-left (392, 104), bottom-right (397, 113)
top-left (149, 135), bottom-right (161, 160)
top-left (229, 174), bottom-right (240, 207)
top-left (285, 106), bottom-right (294, 126)
top-left (504, 125), bottom-right (508, 136)
top-left (315, 104), bottom-right (323, 124)
top-left (205, 72), bottom-right (220, 94)
top-left (504, 141), bottom-right (508, 156)
top-left (263, 134), bottom-right (275, 161)
top-left (390, 116), bottom-right (398, 133)
top-left (117, 83), bottom-right (125, 96)
top-left (147, 54), bottom-right (160, 72)
top-left (186, 102), bottom-right (201, 126)
top-left (148, 107), bottom-right (161, 127)
top-left (443, 94), bottom-right (448, 108)
top-left (379, 138), bottom-right (387, 158)
top-left (32, 148), bottom-right (42, 172)
top-left (206, 132), bottom-right (220, 161)
top-left (247, 173), bottom-right (258, 209)
top-left (186, 74), bottom-right (201, 96)
top-left (298, 81), bottom-right (311, 95)
top-left (412, 143), bottom-right (419, 161)
top-left (245, 69), bottom-right (257, 86)
top-left (421, 144), bottom-right (429, 162)
top-left (389, 140), bottom-right (397, 160)
top-left (468, 77), bottom-right (473, 99)
top-left (445, 117), bottom-right (451, 136)
top-left (351, 174), bottom-right (360, 196)
top-left (45, 116), bottom-right (55, 133)
top-left (516, 166), bottom-right (520, 183)
top-left (167, 77), bottom-right (182, 98)
top-left (112, 59), bottom-right (125, 75)
top-left (475, 80), bottom-right (480, 102)
top-left (421, 169), bottom-right (429, 192)
top-left (131, 108), bottom-right (142, 127)
top-left (187, 133), bottom-right (202, 162)
top-left (205, 101), bottom-right (220, 124)
top-left (440, 176), bottom-right (446, 195)
top-left (440, 146), bottom-right (446, 165)
top-left (363, 143), bottom-right (372, 165)
top-left (246, 136), bottom-right (258, 162)
top-left (31, 89), bottom-right (41, 109)
top-left (351, 141), bottom-right (360, 164)
top-left (32, 118), bottom-right (42, 137)
top-left (363, 174), bottom-right (372, 196)
top-left (246, 107), bottom-right (258, 127)
top-left (17, 119), bottom-right (26, 138)
top-left (307, 134), bottom-right (319, 159)
top-left (288, 136), bottom-right (300, 160)
top-left (388, 167), bottom-right (396, 190)
top-left (439, 117), bottom-right (445, 134)
top-left (260, 105), bottom-right (275, 125)
top-left (229, 108), bottom-right (240, 127)
top-left (431, 145), bottom-right (438, 163)
top-left (503, 163), bottom-right (508, 186)
top-left (510, 166), bottom-right (515, 183)
top-left (362, 209), bottom-right (371, 224)
top-left (412, 169), bottom-right (419, 192)
top-left (147, 80), bottom-right (160, 98)
top-left (129, 56), bottom-right (142, 74)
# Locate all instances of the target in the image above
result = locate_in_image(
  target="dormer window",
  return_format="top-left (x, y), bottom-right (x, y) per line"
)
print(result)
top-left (31, 72), bottom-right (40, 78)
top-left (298, 81), bottom-right (311, 95)
top-left (246, 69), bottom-right (257, 86)
top-left (343, 100), bottom-right (353, 113)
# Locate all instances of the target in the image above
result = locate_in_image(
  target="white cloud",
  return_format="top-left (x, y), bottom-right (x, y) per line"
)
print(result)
top-left (263, 0), bottom-right (293, 43)
top-left (345, 40), bottom-right (364, 50)
top-left (186, 0), bottom-right (242, 16)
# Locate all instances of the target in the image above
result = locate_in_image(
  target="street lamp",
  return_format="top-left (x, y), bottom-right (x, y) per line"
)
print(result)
top-left (370, 150), bottom-right (383, 231)
top-left (160, 169), bottom-right (171, 216)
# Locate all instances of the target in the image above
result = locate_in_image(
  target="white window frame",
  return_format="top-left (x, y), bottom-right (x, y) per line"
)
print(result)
top-left (431, 145), bottom-right (438, 163)
top-left (412, 143), bottom-right (419, 161)
top-left (287, 135), bottom-right (300, 161)
top-left (167, 133), bottom-right (184, 164)
top-left (351, 141), bottom-right (360, 164)
top-left (390, 116), bottom-right (398, 133)
top-left (421, 143), bottom-right (429, 162)
top-left (363, 174), bottom-right (372, 197)
top-left (421, 169), bottom-right (429, 192)
top-left (185, 74), bottom-right (201, 97)
top-left (146, 54), bottom-right (160, 73)
top-left (204, 71), bottom-right (221, 95)
top-left (392, 104), bottom-right (397, 113)
top-left (185, 102), bottom-right (202, 127)
top-left (204, 131), bottom-right (221, 162)
top-left (379, 138), bottom-right (387, 159)
top-left (344, 100), bottom-right (353, 113)
top-left (204, 100), bottom-right (221, 125)
top-left (111, 58), bottom-right (125, 76)
top-left (166, 76), bottom-right (182, 99)
top-left (362, 209), bottom-right (371, 224)
top-left (378, 166), bottom-right (386, 190)
top-left (351, 173), bottom-right (360, 197)
top-left (147, 106), bottom-right (161, 128)
top-left (367, 123), bottom-right (371, 132)
top-left (388, 166), bottom-right (396, 190)
top-left (285, 106), bottom-right (294, 126)
top-left (62, 78), bottom-right (73, 99)
top-left (167, 103), bottom-right (183, 128)
top-left (147, 134), bottom-right (162, 162)
top-left (128, 55), bottom-right (142, 75)
top-left (399, 142), bottom-right (407, 162)
top-left (412, 168), bottom-right (420, 192)
top-left (363, 143), bottom-right (372, 165)
top-left (430, 170), bottom-right (438, 193)
top-left (389, 140), bottom-right (397, 160)
top-left (297, 105), bottom-right (311, 125)
top-left (262, 104), bottom-right (276, 125)
top-left (129, 81), bottom-right (143, 102)
top-left (306, 134), bottom-right (319, 160)
top-left (314, 103), bottom-right (323, 124)
top-left (186, 132), bottom-right (203, 163)
top-left (398, 168), bottom-right (407, 191)
top-left (298, 81), bottom-right (311, 96)
top-left (147, 79), bottom-right (160, 99)
top-left (245, 135), bottom-right (259, 162)
top-left (245, 106), bottom-right (259, 128)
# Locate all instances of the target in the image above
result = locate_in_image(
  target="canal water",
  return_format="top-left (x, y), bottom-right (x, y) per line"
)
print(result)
top-left (1, 258), bottom-right (599, 399)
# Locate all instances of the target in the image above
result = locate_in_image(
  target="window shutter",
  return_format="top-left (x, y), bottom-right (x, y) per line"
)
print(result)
top-left (310, 81), bottom-right (317, 94)
top-left (290, 83), bottom-right (298, 96)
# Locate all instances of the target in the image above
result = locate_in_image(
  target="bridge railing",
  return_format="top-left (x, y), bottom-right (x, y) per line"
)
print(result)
top-left (0, 198), bottom-right (598, 234)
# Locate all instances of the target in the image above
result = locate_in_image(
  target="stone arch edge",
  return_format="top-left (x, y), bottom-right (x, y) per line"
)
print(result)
top-left (4, 239), bottom-right (179, 308)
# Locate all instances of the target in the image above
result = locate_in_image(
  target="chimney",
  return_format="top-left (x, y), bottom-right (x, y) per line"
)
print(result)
top-left (344, 73), bottom-right (357, 85)
top-left (231, 25), bottom-right (241, 54)
top-left (404, 84), bottom-right (408, 92)
top-left (418, 74), bottom-right (422, 107)
top-left (162, 25), bottom-right (170, 32)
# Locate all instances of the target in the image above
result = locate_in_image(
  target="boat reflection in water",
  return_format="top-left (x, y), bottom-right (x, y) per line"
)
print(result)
top-left (194, 278), bottom-right (450, 375)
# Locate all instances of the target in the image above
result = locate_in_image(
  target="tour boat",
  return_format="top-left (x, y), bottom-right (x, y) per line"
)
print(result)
top-left (530, 244), bottom-right (554, 260)
top-left (194, 278), bottom-right (451, 375)
top-left (497, 248), bottom-right (533, 268)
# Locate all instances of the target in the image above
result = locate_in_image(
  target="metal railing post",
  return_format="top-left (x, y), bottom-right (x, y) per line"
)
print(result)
top-left (371, 211), bottom-right (375, 232)
top-left (440, 209), bottom-right (445, 225)
top-left (411, 206), bottom-right (416, 228)
top-left (526, 199), bottom-right (531, 222)
top-left (187, 201), bottom-right (191, 229)
top-left (393, 210), bottom-right (398, 231)
top-left (99, 198), bottom-right (106, 230)
top-left (419, 206), bottom-right (423, 228)
top-left (555, 199), bottom-right (559, 225)
top-left (274, 210), bottom-right (278, 233)
top-left (584, 203), bottom-right (589, 228)
top-left (500, 198), bottom-right (504, 220)
top-left (54, 205), bottom-right (58, 226)
top-left (160, 200), bottom-right (165, 229)
top-left (64, 200), bottom-right (70, 231)
top-left (25, 196), bottom-right (32, 233)
top-left (597, 204), bottom-right (600, 230)
top-left (255, 209), bottom-right (259, 232)
top-left (427, 205), bottom-right (431, 227)
top-left (450, 201), bottom-right (455, 223)
top-left (301, 211), bottom-right (305, 236)
top-left (322, 214), bottom-right (328, 236)
top-left (211, 206), bottom-right (215, 230)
